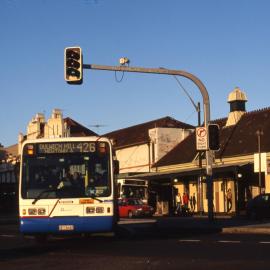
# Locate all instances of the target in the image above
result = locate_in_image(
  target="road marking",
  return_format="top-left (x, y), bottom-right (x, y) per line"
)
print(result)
top-left (218, 240), bottom-right (241, 243)
top-left (119, 219), bottom-right (156, 224)
top-left (178, 239), bottom-right (201, 242)
top-left (178, 239), bottom-right (270, 245)
top-left (0, 234), bottom-right (16, 238)
top-left (24, 236), bottom-right (34, 239)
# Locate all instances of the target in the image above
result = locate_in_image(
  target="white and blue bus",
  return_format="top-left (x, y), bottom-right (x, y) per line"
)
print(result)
top-left (117, 178), bottom-right (148, 204)
top-left (19, 137), bottom-right (119, 238)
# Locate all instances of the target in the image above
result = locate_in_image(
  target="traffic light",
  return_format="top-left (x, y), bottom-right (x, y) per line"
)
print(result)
top-left (208, 124), bottom-right (220, 151)
top-left (64, 47), bottom-right (83, 84)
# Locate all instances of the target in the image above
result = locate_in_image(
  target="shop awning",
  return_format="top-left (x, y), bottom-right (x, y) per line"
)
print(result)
top-left (125, 162), bottom-right (252, 181)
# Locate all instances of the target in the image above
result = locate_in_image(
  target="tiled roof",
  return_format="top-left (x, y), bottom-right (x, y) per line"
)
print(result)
top-left (154, 107), bottom-right (270, 167)
top-left (217, 107), bottom-right (270, 158)
top-left (64, 117), bottom-right (98, 137)
top-left (103, 116), bottom-right (194, 149)
top-left (211, 117), bottom-right (227, 128)
top-left (4, 144), bottom-right (18, 157)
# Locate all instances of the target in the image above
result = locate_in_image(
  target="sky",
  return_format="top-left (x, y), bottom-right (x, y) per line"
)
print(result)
top-left (1, 0), bottom-right (270, 147)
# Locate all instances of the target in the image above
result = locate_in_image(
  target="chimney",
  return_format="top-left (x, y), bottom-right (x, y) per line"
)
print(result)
top-left (225, 87), bottom-right (247, 127)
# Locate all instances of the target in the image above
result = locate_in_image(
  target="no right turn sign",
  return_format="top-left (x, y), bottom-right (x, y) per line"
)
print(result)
top-left (196, 127), bottom-right (208, 150)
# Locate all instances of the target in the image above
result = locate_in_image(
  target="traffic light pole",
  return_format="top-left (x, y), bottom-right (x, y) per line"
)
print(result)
top-left (83, 63), bottom-right (214, 221)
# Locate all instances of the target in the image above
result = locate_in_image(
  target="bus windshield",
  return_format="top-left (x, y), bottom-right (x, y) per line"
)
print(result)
top-left (121, 185), bottom-right (147, 200)
top-left (21, 142), bottom-right (111, 200)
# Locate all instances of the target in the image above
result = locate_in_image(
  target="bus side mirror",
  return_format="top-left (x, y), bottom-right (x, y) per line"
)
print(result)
top-left (113, 160), bottom-right (119, 175)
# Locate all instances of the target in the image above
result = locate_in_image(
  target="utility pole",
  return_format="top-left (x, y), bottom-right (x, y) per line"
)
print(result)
top-left (197, 102), bottom-right (204, 215)
top-left (256, 129), bottom-right (264, 194)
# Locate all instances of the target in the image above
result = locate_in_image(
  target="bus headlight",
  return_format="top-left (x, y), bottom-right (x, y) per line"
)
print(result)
top-left (28, 208), bottom-right (37, 215)
top-left (86, 207), bottom-right (95, 214)
top-left (96, 207), bottom-right (104, 213)
top-left (38, 208), bottom-right (46, 215)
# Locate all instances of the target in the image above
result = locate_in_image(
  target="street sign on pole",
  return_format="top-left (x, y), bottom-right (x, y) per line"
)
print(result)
top-left (196, 127), bottom-right (208, 150)
top-left (254, 153), bottom-right (267, 173)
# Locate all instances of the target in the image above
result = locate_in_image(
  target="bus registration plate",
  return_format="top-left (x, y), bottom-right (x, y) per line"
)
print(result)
top-left (59, 225), bottom-right (74, 231)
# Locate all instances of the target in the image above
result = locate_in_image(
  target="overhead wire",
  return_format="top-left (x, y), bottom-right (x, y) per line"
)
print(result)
top-left (173, 75), bottom-right (199, 112)
top-left (114, 70), bottom-right (125, 82)
top-left (114, 60), bottom-right (129, 83)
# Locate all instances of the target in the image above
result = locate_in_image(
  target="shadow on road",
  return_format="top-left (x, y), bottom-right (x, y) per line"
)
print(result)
top-left (1, 216), bottom-right (270, 264)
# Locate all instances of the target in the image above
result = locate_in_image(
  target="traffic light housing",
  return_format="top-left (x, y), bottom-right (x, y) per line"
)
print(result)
top-left (208, 124), bottom-right (220, 151)
top-left (64, 47), bottom-right (83, 84)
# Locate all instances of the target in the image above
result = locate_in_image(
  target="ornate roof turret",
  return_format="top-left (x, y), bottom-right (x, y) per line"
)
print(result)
top-left (226, 87), bottom-right (248, 127)
top-left (227, 87), bottom-right (248, 103)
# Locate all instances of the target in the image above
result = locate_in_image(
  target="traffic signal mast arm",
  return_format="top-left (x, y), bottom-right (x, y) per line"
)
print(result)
top-left (84, 63), bottom-right (209, 105)
top-left (83, 63), bottom-right (212, 170)
top-left (84, 63), bottom-right (210, 120)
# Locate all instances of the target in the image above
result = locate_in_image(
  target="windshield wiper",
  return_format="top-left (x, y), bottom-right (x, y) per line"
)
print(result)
top-left (88, 195), bottom-right (103, 203)
top-left (32, 188), bottom-right (59, 205)
top-left (32, 189), bottom-right (103, 204)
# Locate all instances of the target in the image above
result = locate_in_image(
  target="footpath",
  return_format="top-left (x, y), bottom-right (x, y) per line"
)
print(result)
top-left (155, 215), bottom-right (270, 235)
top-left (1, 212), bottom-right (270, 236)
top-left (118, 214), bottom-right (270, 236)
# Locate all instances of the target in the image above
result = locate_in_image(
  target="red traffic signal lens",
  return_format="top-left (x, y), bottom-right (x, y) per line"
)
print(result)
top-left (66, 50), bottom-right (80, 60)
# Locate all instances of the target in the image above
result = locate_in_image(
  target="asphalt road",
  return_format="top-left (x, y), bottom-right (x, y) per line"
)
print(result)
top-left (1, 226), bottom-right (270, 270)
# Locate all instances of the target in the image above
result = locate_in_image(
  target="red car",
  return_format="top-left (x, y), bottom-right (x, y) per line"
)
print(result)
top-left (118, 198), bottom-right (154, 218)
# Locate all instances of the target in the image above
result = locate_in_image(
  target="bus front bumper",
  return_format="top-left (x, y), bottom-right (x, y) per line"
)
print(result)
top-left (20, 216), bottom-right (115, 234)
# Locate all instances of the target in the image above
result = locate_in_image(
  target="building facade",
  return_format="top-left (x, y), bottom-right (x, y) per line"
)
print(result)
top-left (136, 87), bottom-right (270, 215)
top-left (104, 116), bottom-right (194, 175)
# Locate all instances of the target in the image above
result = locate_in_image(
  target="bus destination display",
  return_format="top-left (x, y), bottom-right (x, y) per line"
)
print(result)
top-left (37, 142), bottom-right (96, 154)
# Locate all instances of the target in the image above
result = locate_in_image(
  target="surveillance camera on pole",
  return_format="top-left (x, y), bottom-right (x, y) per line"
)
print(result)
top-left (64, 47), bottom-right (83, 85)
top-left (119, 57), bottom-right (130, 66)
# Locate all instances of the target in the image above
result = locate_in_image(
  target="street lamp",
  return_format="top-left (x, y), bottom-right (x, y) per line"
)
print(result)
top-left (256, 129), bottom-right (264, 194)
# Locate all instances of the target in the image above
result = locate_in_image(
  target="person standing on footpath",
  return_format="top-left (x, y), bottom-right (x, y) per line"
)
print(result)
top-left (175, 193), bottom-right (182, 215)
top-left (190, 193), bottom-right (197, 212)
top-left (182, 192), bottom-right (189, 211)
top-left (226, 188), bottom-right (232, 212)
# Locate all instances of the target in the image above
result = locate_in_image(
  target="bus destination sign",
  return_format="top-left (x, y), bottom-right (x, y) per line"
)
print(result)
top-left (37, 142), bottom-right (96, 154)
